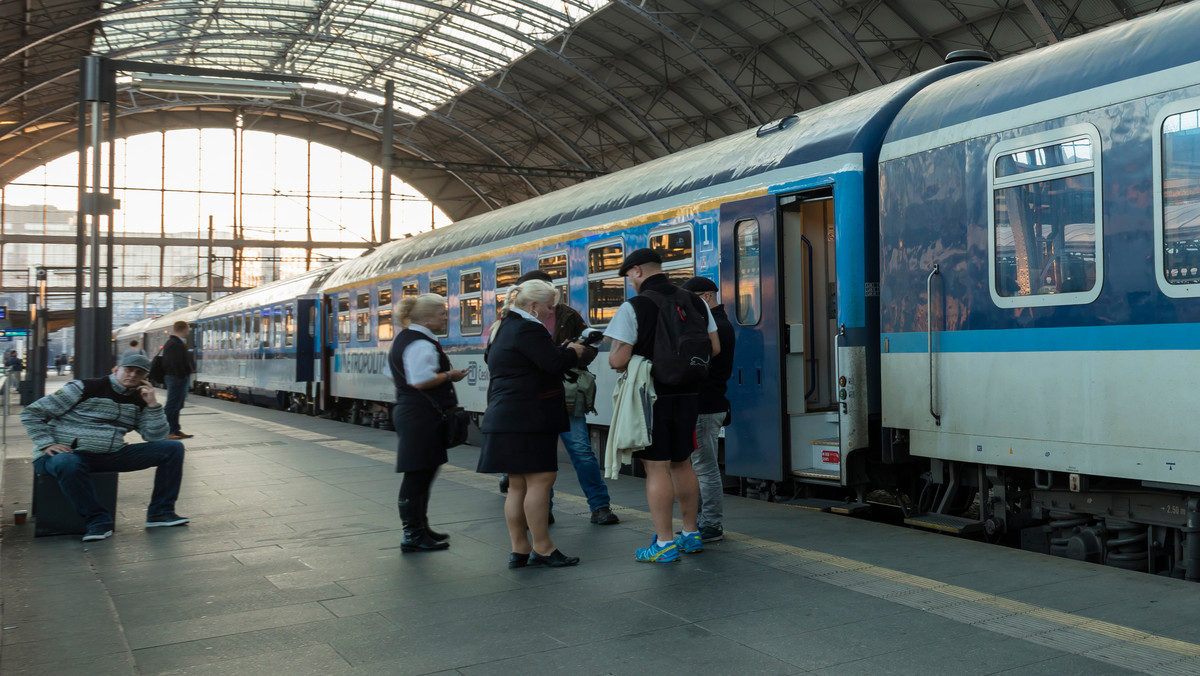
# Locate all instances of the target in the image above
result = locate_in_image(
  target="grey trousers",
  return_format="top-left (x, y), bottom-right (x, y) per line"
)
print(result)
top-left (692, 412), bottom-right (725, 530)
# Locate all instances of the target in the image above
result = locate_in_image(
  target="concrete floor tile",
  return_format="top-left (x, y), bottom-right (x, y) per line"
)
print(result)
top-left (152, 643), bottom-right (352, 676)
top-left (124, 601), bottom-right (336, 650)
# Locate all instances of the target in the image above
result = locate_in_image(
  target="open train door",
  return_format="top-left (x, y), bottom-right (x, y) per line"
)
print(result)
top-left (720, 195), bottom-right (785, 483)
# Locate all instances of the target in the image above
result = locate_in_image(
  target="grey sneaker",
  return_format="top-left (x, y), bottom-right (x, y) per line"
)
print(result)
top-left (700, 526), bottom-right (724, 542)
top-left (590, 507), bottom-right (619, 525)
top-left (146, 513), bottom-right (190, 528)
top-left (82, 525), bottom-right (113, 542)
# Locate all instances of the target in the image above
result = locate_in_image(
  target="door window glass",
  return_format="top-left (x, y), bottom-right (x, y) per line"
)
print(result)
top-left (735, 220), bottom-right (761, 325)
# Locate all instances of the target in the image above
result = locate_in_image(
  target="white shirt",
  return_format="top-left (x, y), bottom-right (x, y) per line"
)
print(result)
top-left (401, 324), bottom-right (441, 384)
top-left (603, 297), bottom-right (717, 345)
top-left (508, 307), bottom-right (543, 327)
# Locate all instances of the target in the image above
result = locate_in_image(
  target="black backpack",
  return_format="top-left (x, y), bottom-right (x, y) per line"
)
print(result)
top-left (641, 288), bottom-right (711, 386)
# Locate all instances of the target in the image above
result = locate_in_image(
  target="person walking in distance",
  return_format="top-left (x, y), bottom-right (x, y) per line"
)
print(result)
top-left (681, 276), bottom-right (736, 543)
top-left (162, 321), bottom-right (194, 440)
top-left (604, 249), bottom-right (720, 562)
top-left (389, 294), bottom-right (467, 553)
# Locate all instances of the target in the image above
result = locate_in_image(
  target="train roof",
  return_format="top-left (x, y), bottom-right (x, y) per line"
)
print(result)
top-left (197, 265), bottom-right (336, 318)
top-left (324, 60), bottom-right (982, 292)
top-left (113, 303), bottom-right (209, 338)
top-left (881, 3), bottom-right (1200, 159)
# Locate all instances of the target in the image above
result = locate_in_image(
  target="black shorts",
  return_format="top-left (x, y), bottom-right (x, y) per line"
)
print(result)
top-left (633, 393), bottom-right (699, 463)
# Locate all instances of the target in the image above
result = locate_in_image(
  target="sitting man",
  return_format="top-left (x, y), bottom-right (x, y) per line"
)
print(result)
top-left (21, 352), bottom-right (189, 542)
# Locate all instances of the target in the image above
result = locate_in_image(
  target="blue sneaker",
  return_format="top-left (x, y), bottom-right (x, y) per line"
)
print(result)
top-left (676, 531), bottom-right (703, 553)
top-left (635, 537), bottom-right (680, 563)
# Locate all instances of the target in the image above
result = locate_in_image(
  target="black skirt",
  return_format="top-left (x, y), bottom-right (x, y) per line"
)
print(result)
top-left (392, 398), bottom-right (448, 473)
top-left (476, 432), bottom-right (558, 474)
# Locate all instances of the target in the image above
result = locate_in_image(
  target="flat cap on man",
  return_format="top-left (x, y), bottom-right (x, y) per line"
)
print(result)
top-left (118, 352), bottom-right (153, 372)
top-left (681, 276), bottom-right (719, 294)
top-left (618, 248), bottom-right (663, 277)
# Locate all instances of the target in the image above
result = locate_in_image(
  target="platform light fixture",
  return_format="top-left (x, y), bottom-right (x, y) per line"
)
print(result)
top-left (127, 74), bottom-right (302, 100)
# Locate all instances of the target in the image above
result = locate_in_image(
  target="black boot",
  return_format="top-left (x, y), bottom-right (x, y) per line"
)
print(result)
top-left (421, 490), bottom-right (448, 542)
top-left (398, 499), bottom-right (448, 553)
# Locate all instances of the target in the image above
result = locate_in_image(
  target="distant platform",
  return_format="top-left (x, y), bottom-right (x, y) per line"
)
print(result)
top-left (2, 389), bottom-right (1199, 675)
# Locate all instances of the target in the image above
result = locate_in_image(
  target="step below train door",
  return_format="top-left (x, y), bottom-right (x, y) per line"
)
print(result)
top-left (779, 189), bottom-right (842, 486)
top-left (720, 196), bottom-right (785, 483)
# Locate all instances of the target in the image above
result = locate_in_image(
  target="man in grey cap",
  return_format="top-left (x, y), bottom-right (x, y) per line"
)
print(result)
top-left (21, 352), bottom-right (190, 542)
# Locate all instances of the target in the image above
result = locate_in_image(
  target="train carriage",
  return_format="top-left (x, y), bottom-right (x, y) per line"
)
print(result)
top-left (878, 4), bottom-right (1200, 574)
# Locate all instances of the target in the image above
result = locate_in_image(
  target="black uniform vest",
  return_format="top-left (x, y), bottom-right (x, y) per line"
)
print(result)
top-left (389, 329), bottom-right (457, 409)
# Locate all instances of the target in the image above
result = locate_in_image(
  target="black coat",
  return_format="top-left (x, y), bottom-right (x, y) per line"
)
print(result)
top-left (389, 328), bottom-right (456, 473)
top-left (162, 335), bottom-right (192, 378)
top-left (482, 314), bottom-right (578, 435)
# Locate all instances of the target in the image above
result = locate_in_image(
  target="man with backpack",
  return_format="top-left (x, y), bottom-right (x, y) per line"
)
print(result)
top-left (21, 352), bottom-right (189, 542)
top-left (604, 248), bottom-right (720, 563)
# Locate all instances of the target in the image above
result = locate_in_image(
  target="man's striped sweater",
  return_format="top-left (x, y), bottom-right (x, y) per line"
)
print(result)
top-left (21, 375), bottom-right (169, 462)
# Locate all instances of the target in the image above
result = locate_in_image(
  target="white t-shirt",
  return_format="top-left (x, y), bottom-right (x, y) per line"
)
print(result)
top-left (399, 324), bottom-right (440, 384)
top-left (603, 297), bottom-right (717, 345)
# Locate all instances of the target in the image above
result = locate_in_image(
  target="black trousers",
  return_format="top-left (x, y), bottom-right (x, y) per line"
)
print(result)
top-left (399, 467), bottom-right (438, 502)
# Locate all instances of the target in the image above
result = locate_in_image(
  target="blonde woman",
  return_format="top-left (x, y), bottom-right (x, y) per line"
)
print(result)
top-left (478, 279), bottom-right (586, 568)
top-left (388, 293), bottom-right (467, 553)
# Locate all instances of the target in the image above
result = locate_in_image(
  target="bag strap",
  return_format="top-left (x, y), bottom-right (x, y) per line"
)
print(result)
top-left (415, 386), bottom-right (448, 414)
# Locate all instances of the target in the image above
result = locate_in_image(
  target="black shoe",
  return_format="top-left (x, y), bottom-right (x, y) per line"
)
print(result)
top-left (398, 499), bottom-right (449, 553)
top-left (590, 507), bottom-right (619, 525)
top-left (509, 552), bottom-right (530, 569)
top-left (146, 513), bottom-right (190, 528)
top-left (528, 549), bottom-right (579, 567)
top-left (82, 524), bottom-right (113, 542)
top-left (700, 526), bottom-right (724, 542)
top-left (420, 491), bottom-right (448, 542)
top-left (499, 475), bottom-right (509, 494)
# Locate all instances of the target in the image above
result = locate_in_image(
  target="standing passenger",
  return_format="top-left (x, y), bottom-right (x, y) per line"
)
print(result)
top-left (163, 322), bottom-right (194, 440)
top-left (510, 269), bottom-right (619, 526)
top-left (477, 279), bottom-right (586, 568)
top-left (604, 249), bottom-right (719, 563)
top-left (681, 276), bottom-right (736, 543)
top-left (389, 294), bottom-right (467, 553)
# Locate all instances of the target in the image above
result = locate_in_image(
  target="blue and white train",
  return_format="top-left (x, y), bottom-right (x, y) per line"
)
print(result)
top-left (116, 3), bottom-right (1200, 578)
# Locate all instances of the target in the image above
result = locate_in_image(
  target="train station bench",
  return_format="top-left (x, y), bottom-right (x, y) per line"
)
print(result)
top-left (32, 471), bottom-right (118, 537)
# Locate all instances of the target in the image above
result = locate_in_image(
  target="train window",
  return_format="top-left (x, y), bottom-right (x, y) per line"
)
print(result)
top-left (253, 310), bottom-right (262, 348)
top-left (587, 239), bottom-right (625, 325)
top-left (460, 269), bottom-right (483, 335)
top-left (308, 305), bottom-right (317, 341)
top-left (356, 309), bottom-right (370, 342)
top-left (274, 307), bottom-right (284, 349)
top-left (538, 252), bottom-right (569, 303)
top-left (285, 306), bottom-right (295, 348)
top-left (337, 294), bottom-right (350, 343)
top-left (735, 220), bottom-right (761, 325)
top-left (378, 287), bottom-right (392, 307)
top-left (378, 308), bottom-right (394, 341)
top-left (651, 226), bottom-right (695, 286)
top-left (220, 317), bottom-right (229, 350)
top-left (1156, 103), bottom-right (1200, 296)
top-left (402, 281), bottom-right (419, 298)
top-left (495, 261), bottom-right (520, 314)
top-left (988, 124), bottom-right (1103, 307)
top-left (430, 276), bottom-right (447, 298)
top-left (356, 292), bottom-right (370, 310)
top-left (649, 227), bottom-right (693, 263)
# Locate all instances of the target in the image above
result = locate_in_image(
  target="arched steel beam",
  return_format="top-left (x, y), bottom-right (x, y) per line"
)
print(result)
top-left (804, 0), bottom-right (887, 85)
top-left (0, 99), bottom-right (499, 214)
top-left (0, 0), bottom-right (173, 66)
top-left (611, 0), bottom-right (765, 125)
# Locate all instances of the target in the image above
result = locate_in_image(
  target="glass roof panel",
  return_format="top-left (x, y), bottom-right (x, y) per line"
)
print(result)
top-left (100, 0), bottom-right (608, 117)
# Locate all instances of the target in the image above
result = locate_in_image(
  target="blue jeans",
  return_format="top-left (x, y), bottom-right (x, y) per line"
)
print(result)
top-left (557, 414), bottom-right (611, 512)
top-left (164, 375), bottom-right (188, 435)
top-left (692, 412), bottom-right (725, 530)
top-left (34, 440), bottom-right (186, 528)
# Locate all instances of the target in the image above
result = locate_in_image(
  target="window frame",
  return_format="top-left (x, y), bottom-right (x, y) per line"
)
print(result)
top-left (538, 250), bottom-right (570, 304)
top-left (494, 259), bottom-right (521, 314)
top-left (734, 218), bottom-right (762, 326)
top-left (986, 123), bottom-right (1104, 308)
top-left (378, 285), bottom-right (394, 341)
top-left (459, 268), bottom-right (484, 336)
top-left (1154, 98), bottom-right (1200, 298)
top-left (648, 224), bottom-right (696, 288)
top-left (586, 237), bottom-right (626, 327)
top-left (429, 275), bottom-right (448, 337)
top-left (355, 289), bottom-right (371, 343)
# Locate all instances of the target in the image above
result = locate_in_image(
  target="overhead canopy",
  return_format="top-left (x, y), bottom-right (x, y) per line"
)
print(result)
top-left (0, 0), bottom-right (1186, 220)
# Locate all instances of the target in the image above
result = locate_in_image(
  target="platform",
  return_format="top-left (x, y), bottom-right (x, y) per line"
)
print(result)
top-left (3, 381), bottom-right (1200, 675)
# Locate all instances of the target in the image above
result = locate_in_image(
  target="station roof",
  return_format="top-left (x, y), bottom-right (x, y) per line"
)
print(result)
top-left (0, 0), bottom-right (1186, 222)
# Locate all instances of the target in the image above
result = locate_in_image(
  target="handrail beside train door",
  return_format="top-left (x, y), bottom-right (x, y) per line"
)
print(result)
top-left (927, 264), bottom-right (941, 426)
